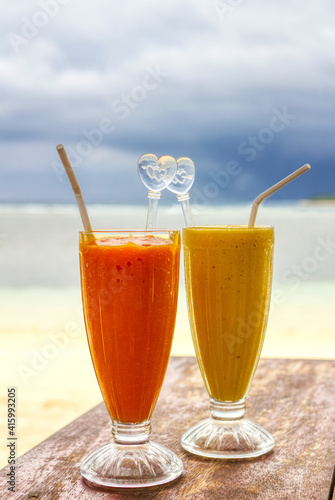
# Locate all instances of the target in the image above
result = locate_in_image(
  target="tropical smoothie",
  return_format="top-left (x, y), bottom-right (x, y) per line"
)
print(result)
top-left (183, 226), bottom-right (274, 402)
top-left (80, 231), bottom-right (180, 424)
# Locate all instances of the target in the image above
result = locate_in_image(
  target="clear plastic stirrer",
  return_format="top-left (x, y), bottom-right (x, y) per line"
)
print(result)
top-left (138, 154), bottom-right (177, 229)
top-left (167, 157), bottom-right (195, 226)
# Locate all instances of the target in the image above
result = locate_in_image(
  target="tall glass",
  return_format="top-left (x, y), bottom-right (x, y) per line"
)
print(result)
top-left (182, 225), bottom-right (275, 459)
top-left (79, 230), bottom-right (183, 488)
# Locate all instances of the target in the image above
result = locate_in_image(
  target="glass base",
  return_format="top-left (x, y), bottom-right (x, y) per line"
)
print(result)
top-left (181, 399), bottom-right (274, 459)
top-left (81, 421), bottom-right (183, 489)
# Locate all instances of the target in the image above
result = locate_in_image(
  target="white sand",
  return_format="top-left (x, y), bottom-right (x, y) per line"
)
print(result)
top-left (0, 283), bottom-right (334, 468)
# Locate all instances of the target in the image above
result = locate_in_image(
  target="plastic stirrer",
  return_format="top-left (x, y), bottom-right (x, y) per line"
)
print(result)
top-left (167, 157), bottom-right (195, 226)
top-left (248, 163), bottom-right (311, 228)
top-left (56, 144), bottom-right (92, 232)
top-left (138, 154), bottom-right (177, 229)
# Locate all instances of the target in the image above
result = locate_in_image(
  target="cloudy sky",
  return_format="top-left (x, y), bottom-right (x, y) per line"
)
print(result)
top-left (1, 0), bottom-right (334, 204)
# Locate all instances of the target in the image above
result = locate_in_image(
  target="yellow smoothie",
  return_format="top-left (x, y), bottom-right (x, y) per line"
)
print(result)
top-left (183, 226), bottom-right (274, 402)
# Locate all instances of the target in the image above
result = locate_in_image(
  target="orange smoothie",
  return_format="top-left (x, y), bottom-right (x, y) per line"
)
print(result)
top-left (183, 226), bottom-right (274, 402)
top-left (80, 231), bottom-right (180, 424)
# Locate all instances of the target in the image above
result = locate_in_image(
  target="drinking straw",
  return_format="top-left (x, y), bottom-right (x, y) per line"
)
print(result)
top-left (56, 144), bottom-right (92, 232)
top-left (248, 164), bottom-right (311, 228)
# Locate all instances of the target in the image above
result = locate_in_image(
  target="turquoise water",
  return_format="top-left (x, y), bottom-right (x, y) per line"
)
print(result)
top-left (0, 202), bottom-right (334, 286)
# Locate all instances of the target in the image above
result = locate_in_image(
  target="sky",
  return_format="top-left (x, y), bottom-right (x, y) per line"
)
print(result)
top-left (1, 0), bottom-right (335, 204)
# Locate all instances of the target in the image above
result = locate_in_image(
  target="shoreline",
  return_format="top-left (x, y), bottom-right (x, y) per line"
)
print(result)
top-left (1, 199), bottom-right (335, 214)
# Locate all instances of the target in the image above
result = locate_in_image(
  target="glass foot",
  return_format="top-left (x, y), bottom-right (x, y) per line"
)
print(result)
top-left (81, 421), bottom-right (183, 489)
top-left (81, 441), bottom-right (183, 488)
top-left (181, 399), bottom-right (274, 459)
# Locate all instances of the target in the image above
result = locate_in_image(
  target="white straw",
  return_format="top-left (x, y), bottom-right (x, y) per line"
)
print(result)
top-left (248, 164), bottom-right (311, 228)
top-left (56, 144), bottom-right (92, 232)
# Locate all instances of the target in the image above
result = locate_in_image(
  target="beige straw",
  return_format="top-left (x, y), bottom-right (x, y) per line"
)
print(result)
top-left (56, 144), bottom-right (92, 232)
top-left (248, 163), bottom-right (311, 228)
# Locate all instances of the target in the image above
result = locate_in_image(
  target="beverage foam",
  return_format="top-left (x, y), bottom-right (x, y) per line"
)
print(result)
top-left (97, 235), bottom-right (171, 247)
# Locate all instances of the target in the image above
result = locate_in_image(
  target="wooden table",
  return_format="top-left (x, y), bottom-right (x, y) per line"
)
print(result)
top-left (1, 357), bottom-right (334, 499)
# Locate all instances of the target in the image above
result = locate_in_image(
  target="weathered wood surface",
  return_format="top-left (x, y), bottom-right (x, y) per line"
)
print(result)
top-left (1, 358), bottom-right (334, 500)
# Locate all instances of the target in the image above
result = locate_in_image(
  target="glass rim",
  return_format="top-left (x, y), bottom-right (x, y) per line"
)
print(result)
top-left (79, 228), bottom-right (180, 234)
top-left (182, 225), bottom-right (274, 230)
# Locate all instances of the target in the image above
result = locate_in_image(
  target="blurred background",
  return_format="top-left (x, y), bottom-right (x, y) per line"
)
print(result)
top-left (0, 0), bottom-right (334, 466)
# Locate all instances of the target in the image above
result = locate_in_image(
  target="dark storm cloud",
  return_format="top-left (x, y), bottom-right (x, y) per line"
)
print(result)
top-left (1, 0), bottom-right (334, 203)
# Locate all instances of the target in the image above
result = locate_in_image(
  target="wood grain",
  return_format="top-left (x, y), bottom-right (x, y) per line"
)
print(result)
top-left (1, 358), bottom-right (334, 499)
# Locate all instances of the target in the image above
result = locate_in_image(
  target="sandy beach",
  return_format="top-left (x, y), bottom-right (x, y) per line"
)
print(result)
top-left (1, 281), bottom-right (334, 468)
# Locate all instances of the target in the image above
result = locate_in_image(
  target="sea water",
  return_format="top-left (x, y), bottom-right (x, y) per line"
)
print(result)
top-left (0, 201), bottom-right (334, 353)
top-left (1, 201), bottom-right (334, 339)
top-left (0, 201), bottom-right (334, 286)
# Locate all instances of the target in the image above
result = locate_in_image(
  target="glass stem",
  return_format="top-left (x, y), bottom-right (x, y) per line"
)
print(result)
top-left (112, 421), bottom-right (151, 445)
top-left (210, 397), bottom-right (246, 422)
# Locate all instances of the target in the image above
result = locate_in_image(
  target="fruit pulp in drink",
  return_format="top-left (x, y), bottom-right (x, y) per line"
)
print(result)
top-left (183, 226), bottom-right (274, 402)
top-left (80, 232), bottom-right (180, 423)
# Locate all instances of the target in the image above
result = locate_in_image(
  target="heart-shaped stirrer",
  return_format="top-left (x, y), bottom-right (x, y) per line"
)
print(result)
top-left (167, 157), bottom-right (195, 226)
top-left (138, 154), bottom-right (177, 229)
